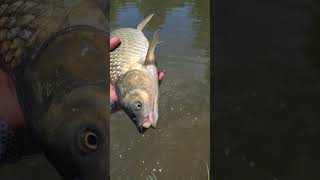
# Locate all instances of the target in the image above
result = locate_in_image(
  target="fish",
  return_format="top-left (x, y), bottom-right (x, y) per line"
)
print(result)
top-left (0, 0), bottom-right (109, 179)
top-left (0, 0), bottom-right (108, 71)
top-left (110, 14), bottom-right (161, 133)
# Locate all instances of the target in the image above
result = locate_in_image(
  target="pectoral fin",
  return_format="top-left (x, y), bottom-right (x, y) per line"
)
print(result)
top-left (145, 29), bottom-right (160, 65)
top-left (137, 14), bottom-right (154, 31)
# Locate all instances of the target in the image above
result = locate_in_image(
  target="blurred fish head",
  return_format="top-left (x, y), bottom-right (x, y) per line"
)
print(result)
top-left (38, 86), bottom-right (108, 180)
top-left (118, 69), bottom-right (159, 133)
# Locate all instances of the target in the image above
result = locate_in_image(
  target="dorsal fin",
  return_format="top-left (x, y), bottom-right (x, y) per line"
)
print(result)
top-left (145, 29), bottom-right (160, 65)
top-left (137, 14), bottom-right (154, 31)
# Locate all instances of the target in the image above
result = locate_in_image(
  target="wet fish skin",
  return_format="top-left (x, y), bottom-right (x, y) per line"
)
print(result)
top-left (0, 0), bottom-right (108, 71)
top-left (110, 14), bottom-right (160, 132)
top-left (0, 0), bottom-right (45, 70)
top-left (0, 0), bottom-right (109, 179)
top-left (16, 30), bottom-right (109, 179)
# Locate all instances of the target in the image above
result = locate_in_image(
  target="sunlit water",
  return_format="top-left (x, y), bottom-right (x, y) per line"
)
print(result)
top-left (110, 0), bottom-right (210, 179)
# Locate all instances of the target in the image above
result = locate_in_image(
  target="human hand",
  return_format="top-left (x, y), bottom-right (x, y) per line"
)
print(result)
top-left (0, 70), bottom-right (25, 129)
top-left (110, 37), bottom-right (121, 51)
top-left (109, 37), bottom-right (121, 111)
top-left (109, 37), bottom-right (165, 113)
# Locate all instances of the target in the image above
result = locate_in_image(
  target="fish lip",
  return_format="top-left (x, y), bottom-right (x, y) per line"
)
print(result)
top-left (137, 126), bottom-right (148, 134)
top-left (143, 122), bottom-right (151, 128)
top-left (143, 116), bottom-right (150, 124)
top-left (138, 116), bottom-right (151, 133)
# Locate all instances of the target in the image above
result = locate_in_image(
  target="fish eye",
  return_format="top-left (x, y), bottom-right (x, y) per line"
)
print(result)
top-left (133, 101), bottom-right (142, 111)
top-left (79, 128), bottom-right (100, 152)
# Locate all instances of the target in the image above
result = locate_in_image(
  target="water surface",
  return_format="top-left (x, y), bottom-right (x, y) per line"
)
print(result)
top-left (110, 0), bottom-right (210, 179)
top-left (214, 0), bottom-right (319, 179)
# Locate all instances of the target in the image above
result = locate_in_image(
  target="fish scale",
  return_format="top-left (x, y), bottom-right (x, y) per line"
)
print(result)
top-left (0, 0), bottom-right (75, 71)
top-left (0, 0), bottom-right (48, 69)
top-left (110, 28), bottom-right (149, 83)
top-left (0, 0), bottom-right (111, 179)
top-left (110, 14), bottom-right (161, 131)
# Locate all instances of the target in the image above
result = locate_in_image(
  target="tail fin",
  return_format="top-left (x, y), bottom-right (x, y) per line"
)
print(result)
top-left (137, 14), bottom-right (154, 31)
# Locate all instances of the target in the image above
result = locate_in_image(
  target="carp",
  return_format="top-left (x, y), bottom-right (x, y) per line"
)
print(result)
top-left (110, 14), bottom-right (161, 133)
top-left (0, 0), bottom-right (109, 179)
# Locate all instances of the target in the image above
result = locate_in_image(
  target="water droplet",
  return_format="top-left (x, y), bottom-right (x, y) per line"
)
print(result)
top-left (170, 107), bottom-right (174, 111)
top-left (119, 154), bottom-right (123, 159)
top-left (142, 161), bottom-right (144, 164)
top-left (159, 169), bottom-right (162, 172)
top-left (153, 168), bottom-right (156, 171)
top-left (194, 117), bottom-right (198, 120)
top-left (157, 161), bottom-right (159, 165)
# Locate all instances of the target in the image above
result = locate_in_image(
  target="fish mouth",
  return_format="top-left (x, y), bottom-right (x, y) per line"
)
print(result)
top-left (137, 115), bottom-right (156, 134)
top-left (143, 115), bottom-right (157, 128)
top-left (138, 126), bottom-right (148, 134)
top-left (142, 116), bottom-right (152, 128)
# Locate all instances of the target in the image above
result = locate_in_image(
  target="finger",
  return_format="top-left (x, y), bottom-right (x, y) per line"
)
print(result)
top-left (158, 71), bottom-right (165, 81)
top-left (158, 71), bottom-right (165, 85)
top-left (110, 83), bottom-right (118, 103)
top-left (0, 70), bottom-right (25, 129)
top-left (110, 83), bottom-right (121, 113)
top-left (110, 37), bottom-right (121, 51)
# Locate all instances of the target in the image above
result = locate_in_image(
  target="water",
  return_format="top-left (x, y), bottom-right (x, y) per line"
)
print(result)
top-left (214, 0), bottom-right (319, 179)
top-left (110, 0), bottom-right (210, 179)
top-left (0, 0), bottom-right (210, 179)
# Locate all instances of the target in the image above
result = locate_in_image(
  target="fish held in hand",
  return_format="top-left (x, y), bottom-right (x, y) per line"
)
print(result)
top-left (110, 14), bottom-right (161, 133)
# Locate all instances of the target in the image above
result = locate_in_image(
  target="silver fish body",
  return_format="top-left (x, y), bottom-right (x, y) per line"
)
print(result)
top-left (110, 28), bottom-right (149, 82)
top-left (110, 14), bottom-right (160, 132)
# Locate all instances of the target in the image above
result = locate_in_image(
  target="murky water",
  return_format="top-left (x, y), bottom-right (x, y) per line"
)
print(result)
top-left (110, 0), bottom-right (210, 179)
top-left (214, 0), bottom-right (319, 180)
